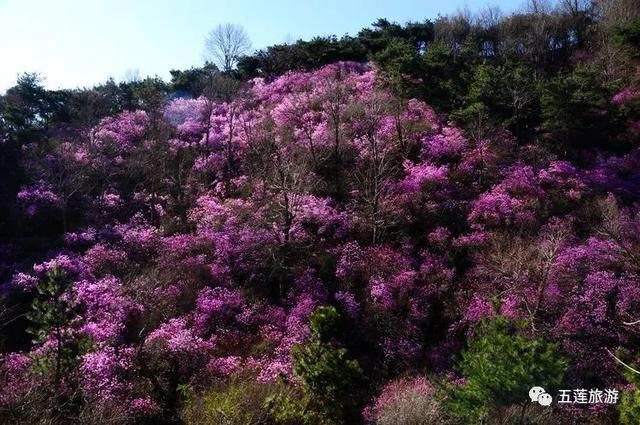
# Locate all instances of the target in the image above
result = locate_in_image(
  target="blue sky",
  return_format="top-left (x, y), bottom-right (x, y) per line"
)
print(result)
top-left (0, 0), bottom-right (523, 92)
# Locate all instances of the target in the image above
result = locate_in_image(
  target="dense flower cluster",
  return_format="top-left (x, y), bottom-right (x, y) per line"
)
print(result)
top-left (2, 62), bottom-right (639, 423)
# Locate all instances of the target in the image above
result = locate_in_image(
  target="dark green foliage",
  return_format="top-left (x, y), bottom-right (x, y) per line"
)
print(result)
top-left (616, 19), bottom-right (640, 54)
top-left (237, 36), bottom-right (367, 78)
top-left (616, 351), bottom-right (640, 425)
top-left (132, 77), bottom-right (170, 118)
top-left (63, 79), bottom-right (126, 128)
top-left (2, 73), bottom-right (57, 141)
top-left (445, 317), bottom-right (567, 423)
top-left (292, 306), bottom-right (364, 423)
top-left (27, 267), bottom-right (72, 344)
top-left (359, 18), bottom-right (433, 53)
top-left (237, 19), bottom-right (433, 79)
top-left (371, 38), bottom-right (423, 97)
top-left (27, 267), bottom-right (88, 389)
top-left (421, 42), bottom-right (472, 112)
top-left (460, 60), bottom-right (539, 137)
top-left (308, 305), bottom-right (342, 342)
top-left (170, 63), bottom-right (219, 97)
top-left (0, 138), bottom-right (22, 239)
top-left (540, 66), bottom-right (616, 150)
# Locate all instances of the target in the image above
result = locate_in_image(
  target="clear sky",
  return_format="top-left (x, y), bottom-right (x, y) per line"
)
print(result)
top-left (0, 0), bottom-right (524, 92)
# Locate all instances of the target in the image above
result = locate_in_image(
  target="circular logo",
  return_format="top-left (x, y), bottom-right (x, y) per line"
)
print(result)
top-left (529, 386), bottom-right (545, 402)
top-left (538, 393), bottom-right (553, 406)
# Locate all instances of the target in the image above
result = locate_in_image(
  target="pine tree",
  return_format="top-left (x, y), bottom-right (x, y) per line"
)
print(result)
top-left (445, 316), bottom-right (567, 424)
top-left (292, 306), bottom-right (364, 424)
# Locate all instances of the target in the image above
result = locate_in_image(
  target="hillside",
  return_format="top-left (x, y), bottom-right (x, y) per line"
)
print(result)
top-left (1, 1), bottom-right (640, 424)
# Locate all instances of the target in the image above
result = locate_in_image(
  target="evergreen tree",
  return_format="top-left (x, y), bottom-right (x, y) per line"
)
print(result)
top-left (617, 351), bottom-right (640, 425)
top-left (27, 267), bottom-right (81, 390)
top-left (292, 306), bottom-right (364, 424)
top-left (445, 316), bottom-right (567, 424)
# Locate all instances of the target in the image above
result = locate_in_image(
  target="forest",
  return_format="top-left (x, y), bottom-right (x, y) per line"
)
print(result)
top-left (1, 0), bottom-right (640, 424)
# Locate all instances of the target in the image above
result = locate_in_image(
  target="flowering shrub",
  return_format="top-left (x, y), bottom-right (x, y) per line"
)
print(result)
top-left (364, 377), bottom-right (452, 425)
top-left (3, 60), bottom-right (640, 424)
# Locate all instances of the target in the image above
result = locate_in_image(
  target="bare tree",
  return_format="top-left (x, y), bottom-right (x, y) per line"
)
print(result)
top-left (476, 5), bottom-right (503, 29)
top-left (434, 9), bottom-right (473, 54)
top-left (480, 223), bottom-right (570, 333)
top-left (590, 0), bottom-right (640, 83)
top-left (558, 0), bottom-right (593, 14)
top-left (350, 91), bottom-right (402, 243)
top-left (204, 23), bottom-right (251, 72)
top-left (524, 0), bottom-right (554, 14)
